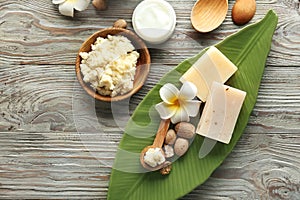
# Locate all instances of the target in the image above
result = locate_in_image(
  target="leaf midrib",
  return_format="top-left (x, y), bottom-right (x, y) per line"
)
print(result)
top-left (235, 14), bottom-right (274, 67)
top-left (124, 173), bottom-right (146, 199)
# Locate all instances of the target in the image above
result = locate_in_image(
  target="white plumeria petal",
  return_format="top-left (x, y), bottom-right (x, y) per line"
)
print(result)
top-left (171, 106), bottom-right (190, 124)
top-left (74, 0), bottom-right (90, 11)
top-left (178, 81), bottom-right (198, 101)
top-left (52, 0), bottom-right (65, 4)
top-left (155, 102), bottom-right (177, 120)
top-left (59, 1), bottom-right (74, 17)
top-left (159, 83), bottom-right (179, 104)
top-left (181, 100), bottom-right (201, 117)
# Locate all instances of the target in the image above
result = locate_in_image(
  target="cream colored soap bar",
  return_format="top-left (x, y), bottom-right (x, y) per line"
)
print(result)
top-left (180, 46), bottom-right (237, 102)
top-left (196, 82), bottom-right (246, 144)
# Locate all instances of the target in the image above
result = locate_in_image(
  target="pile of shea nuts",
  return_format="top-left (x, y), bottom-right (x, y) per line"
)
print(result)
top-left (163, 122), bottom-right (196, 159)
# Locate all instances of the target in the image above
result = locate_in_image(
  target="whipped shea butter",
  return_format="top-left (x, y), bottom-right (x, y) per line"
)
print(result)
top-left (143, 147), bottom-right (166, 168)
top-left (132, 0), bottom-right (176, 44)
top-left (79, 35), bottom-right (139, 97)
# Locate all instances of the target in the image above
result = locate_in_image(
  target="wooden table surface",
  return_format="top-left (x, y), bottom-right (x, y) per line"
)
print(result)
top-left (1, 0), bottom-right (300, 199)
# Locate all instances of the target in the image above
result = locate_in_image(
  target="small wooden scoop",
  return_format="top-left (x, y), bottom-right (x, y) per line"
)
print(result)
top-left (140, 119), bottom-right (171, 171)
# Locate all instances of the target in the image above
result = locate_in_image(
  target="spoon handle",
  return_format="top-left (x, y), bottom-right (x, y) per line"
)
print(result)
top-left (153, 119), bottom-right (171, 147)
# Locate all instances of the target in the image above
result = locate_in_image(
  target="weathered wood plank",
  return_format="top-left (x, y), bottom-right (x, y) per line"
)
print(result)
top-left (0, 132), bottom-right (299, 199)
top-left (184, 133), bottom-right (300, 199)
top-left (0, 65), bottom-right (298, 133)
top-left (1, 1), bottom-right (300, 66)
top-left (0, 0), bottom-right (299, 199)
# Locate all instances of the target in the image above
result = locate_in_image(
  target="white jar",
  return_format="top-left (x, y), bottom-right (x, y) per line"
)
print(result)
top-left (132, 0), bottom-right (176, 44)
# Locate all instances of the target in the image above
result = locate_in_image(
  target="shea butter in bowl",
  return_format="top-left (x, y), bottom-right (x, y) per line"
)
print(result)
top-left (132, 0), bottom-right (176, 44)
top-left (75, 22), bottom-right (151, 102)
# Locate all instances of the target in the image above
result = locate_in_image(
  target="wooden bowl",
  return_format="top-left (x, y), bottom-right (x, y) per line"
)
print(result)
top-left (75, 27), bottom-right (151, 102)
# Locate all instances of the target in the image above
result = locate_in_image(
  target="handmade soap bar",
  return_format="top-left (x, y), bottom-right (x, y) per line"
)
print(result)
top-left (180, 46), bottom-right (237, 102)
top-left (196, 82), bottom-right (246, 144)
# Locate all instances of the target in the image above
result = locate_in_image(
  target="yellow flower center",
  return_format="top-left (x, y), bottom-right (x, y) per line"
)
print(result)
top-left (172, 99), bottom-right (180, 107)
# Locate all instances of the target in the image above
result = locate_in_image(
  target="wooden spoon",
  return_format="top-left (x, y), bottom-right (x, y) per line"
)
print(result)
top-left (140, 119), bottom-right (171, 171)
top-left (191, 0), bottom-right (228, 33)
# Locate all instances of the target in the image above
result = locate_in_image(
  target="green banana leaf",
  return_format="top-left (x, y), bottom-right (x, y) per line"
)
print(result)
top-left (108, 10), bottom-right (278, 200)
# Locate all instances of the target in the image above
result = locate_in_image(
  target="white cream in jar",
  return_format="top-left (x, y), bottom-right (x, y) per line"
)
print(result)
top-left (132, 0), bottom-right (176, 44)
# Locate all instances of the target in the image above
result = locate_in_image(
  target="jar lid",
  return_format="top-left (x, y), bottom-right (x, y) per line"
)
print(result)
top-left (132, 0), bottom-right (176, 44)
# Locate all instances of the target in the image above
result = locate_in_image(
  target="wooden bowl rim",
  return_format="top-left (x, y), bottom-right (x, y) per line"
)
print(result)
top-left (75, 27), bottom-right (151, 102)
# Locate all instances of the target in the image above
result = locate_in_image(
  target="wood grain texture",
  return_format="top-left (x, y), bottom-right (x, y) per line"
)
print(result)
top-left (0, 0), bottom-right (300, 199)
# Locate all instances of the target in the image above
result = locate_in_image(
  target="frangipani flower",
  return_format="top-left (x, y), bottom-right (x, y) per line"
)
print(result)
top-left (155, 82), bottom-right (201, 124)
top-left (52, 0), bottom-right (90, 17)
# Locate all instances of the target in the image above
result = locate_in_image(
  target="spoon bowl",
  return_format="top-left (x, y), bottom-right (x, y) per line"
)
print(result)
top-left (191, 0), bottom-right (228, 32)
top-left (140, 119), bottom-right (170, 171)
top-left (140, 145), bottom-right (166, 171)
